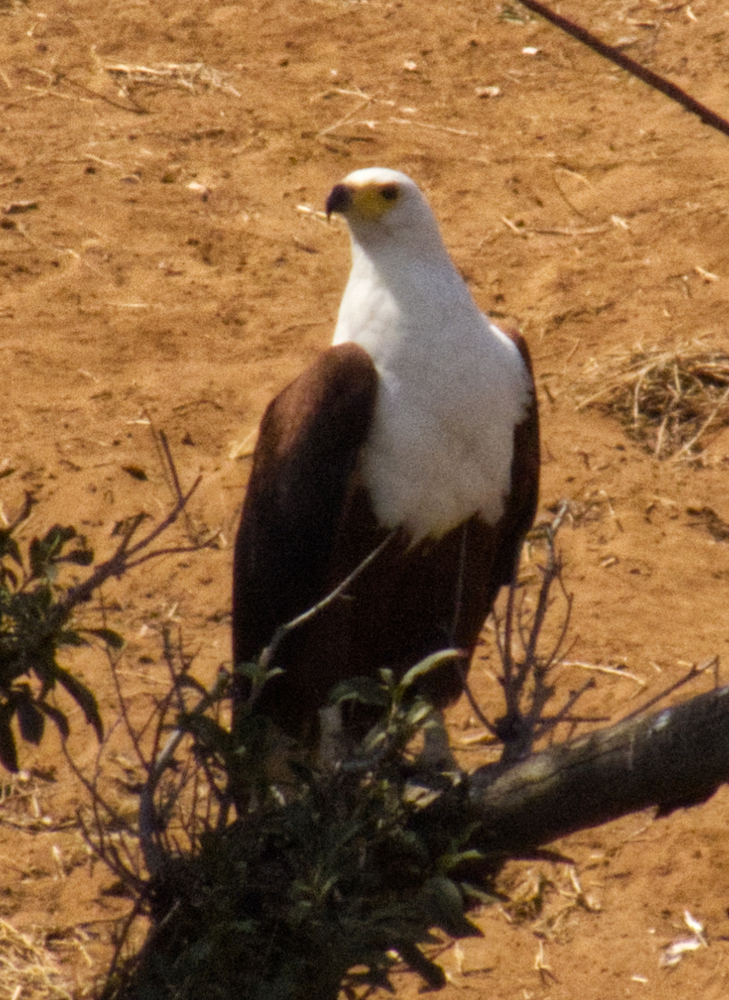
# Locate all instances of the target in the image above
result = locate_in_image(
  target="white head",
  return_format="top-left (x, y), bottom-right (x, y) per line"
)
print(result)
top-left (326, 168), bottom-right (530, 540)
top-left (326, 167), bottom-right (447, 257)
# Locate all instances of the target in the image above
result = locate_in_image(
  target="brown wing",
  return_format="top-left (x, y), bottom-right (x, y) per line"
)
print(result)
top-left (492, 327), bottom-right (540, 588)
top-left (232, 342), bottom-right (378, 678)
top-left (231, 331), bottom-right (539, 739)
top-left (399, 332), bottom-right (539, 710)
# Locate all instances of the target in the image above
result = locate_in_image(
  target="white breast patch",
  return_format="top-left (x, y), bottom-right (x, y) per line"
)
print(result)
top-left (330, 192), bottom-right (533, 543)
top-left (360, 317), bottom-right (530, 542)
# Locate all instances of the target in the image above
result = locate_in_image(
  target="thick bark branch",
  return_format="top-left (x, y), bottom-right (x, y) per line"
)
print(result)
top-left (468, 685), bottom-right (729, 852)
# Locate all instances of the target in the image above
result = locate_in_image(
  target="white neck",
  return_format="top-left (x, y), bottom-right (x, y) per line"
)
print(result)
top-left (332, 218), bottom-right (532, 542)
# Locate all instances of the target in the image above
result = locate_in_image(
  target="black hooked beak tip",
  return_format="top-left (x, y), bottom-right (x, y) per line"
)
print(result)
top-left (326, 183), bottom-right (352, 219)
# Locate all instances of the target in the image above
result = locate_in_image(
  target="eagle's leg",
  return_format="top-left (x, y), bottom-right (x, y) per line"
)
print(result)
top-left (318, 704), bottom-right (348, 771)
top-left (419, 709), bottom-right (458, 771)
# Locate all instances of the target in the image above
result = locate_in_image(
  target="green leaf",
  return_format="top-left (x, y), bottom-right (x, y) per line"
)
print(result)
top-left (62, 546), bottom-right (94, 566)
top-left (28, 536), bottom-right (44, 580)
top-left (53, 665), bottom-right (103, 740)
top-left (57, 629), bottom-right (89, 648)
top-left (233, 659), bottom-right (260, 679)
top-left (16, 695), bottom-right (45, 745)
top-left (0, 710), bottom-right (18, 772)
top-left (32, 584), bottom-right (53, 612)
top-left (28, 645), bottom-right (56, 689)
top-left (0, 531), bottom-right (22, 567)
top-left (0, 564), bottom-right (19, 589)
top-left (234, 659), bottom-right (284, 686)
top-left (398, 650), bottom-right (460, 694)
top-left (459, 881), bottom-right (502, 906)
top-left (86, 628), bottom-right (125, 650)
top-left (404, 699), bottom-right (434, 728)
top-left (46, 525), bottom-right (77, 547)
top-left (122, 465), bottom-right (148, 481)
top-left (37, 701), bottom-right (70, 740)
top-left (180, 714), bottom-right (232, 756)
top-left (439, 847), bottom-right (485, 870)
top-left (394, 942), bottom-right (446, 990)
top-left (29, 525), bottom-right (82, 580)
top-left (328, 676), bottom-right (388, 709)
top-left (377, 667), bottom-right (395, 689)
top-left (419, 876), bottom-right (481, 938)
top-left (174, 674), bottom-right (210, 696)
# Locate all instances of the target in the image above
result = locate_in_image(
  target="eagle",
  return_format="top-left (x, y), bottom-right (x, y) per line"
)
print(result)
top-left (232, 167), bottom-right (539, 750)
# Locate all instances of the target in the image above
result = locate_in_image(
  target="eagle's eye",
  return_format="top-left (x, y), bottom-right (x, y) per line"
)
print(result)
top-left (380, 183), bottom-right (400, 201)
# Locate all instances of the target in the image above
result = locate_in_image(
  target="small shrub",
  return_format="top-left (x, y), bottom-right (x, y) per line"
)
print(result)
top-left (0, 498), bottom-right (108, 770)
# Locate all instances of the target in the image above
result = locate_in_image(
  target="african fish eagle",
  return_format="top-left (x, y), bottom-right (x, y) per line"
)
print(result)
top-left (232, 166), bottom-right (539, 744)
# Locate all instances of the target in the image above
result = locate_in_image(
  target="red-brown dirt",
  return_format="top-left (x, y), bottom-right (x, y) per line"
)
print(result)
top-left (2, 0), bottom-right (729, 996)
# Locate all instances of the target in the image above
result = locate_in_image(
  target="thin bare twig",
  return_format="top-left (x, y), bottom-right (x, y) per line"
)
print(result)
top-left (52, 475), bottom-right (203, 624)
top-left (460, 678), bottom-right (499, 737)
top-left (144, 533), bottom-right (402, 871)
top-left (671, 384), bottom-right (729, 462)
top-left (564, 661), bottom-right (647, 688)
top-left (476, 508), bottom-right (580, 766)
top-left (137, 668), bottom-right (229, 876)
top-left (619, 656), bottom-right (719, 724)
top-left (517, 0), bottom-right (729, 141)
top-left (139, 533), bottom-right (399, 873)
top-left (255, 531), bottom-right (398, 677)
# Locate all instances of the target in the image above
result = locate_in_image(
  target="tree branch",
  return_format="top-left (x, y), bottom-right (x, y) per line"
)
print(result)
top-left (469, 684), bottom-right (729, 853)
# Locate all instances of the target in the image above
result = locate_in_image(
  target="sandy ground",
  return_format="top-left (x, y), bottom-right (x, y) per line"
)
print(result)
top-left (2, 0), bottom-right (729, 996)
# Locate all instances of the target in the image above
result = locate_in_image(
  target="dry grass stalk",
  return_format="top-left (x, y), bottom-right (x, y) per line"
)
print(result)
top-left (0, 919), bottom-right (73, 1000)
top-left (576, 342), bottom-right (729, 460)
top-left (104, 62), bottom-right (240, 98)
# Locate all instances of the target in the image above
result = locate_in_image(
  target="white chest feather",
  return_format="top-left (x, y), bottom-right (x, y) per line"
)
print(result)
top-left (332, 246), bottom-right (532, 543)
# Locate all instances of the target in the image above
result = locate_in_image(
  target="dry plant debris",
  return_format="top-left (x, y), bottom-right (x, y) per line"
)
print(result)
top-left (499, 863), bottom-right (600, 942)
top-left (0, 919), bottom-right (73, 1000)
top-left (103, 62), bottom-right (240, 98)
top-left (577, 343), bottom-right (729, 460)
